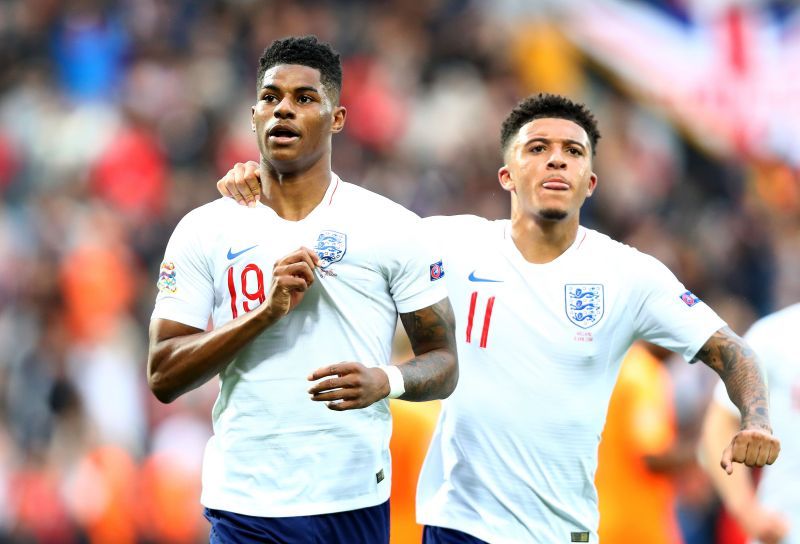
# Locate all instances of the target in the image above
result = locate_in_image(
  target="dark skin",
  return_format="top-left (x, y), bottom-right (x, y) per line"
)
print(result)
top-left (219, 115), bottom-right (780, 473)
top-left (148, 63), bottom-right (458, 406)
top-left (691, 326), bottom-right (779, 473)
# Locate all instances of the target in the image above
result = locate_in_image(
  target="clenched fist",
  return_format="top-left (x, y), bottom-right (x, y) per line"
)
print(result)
top-left (265, 247), bottom-right (319, 319)
top-left (721, 427), bottom-right (780, 474)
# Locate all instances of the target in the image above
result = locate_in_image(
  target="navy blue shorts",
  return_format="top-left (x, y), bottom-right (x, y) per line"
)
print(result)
top-left (204, 501), bottom-right (389, 544)
top-left (423, 525), bottom-right (489, 544)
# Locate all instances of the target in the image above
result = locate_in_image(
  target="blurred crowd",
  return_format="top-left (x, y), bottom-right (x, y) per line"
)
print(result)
top-left (0, 0), bottom-right (797, 542)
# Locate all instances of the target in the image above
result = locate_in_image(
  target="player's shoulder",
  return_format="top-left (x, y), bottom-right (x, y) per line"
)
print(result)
top-left (578, 227), bottom-right (672, 280)
top-left (747, 302), bottom-right (800, 339)
top-left (174, 197), bottom-right (235, 230)
top-left (336, 180), bottom-right (419, 222)
top-left (579, 227), bottom-right (641, 258)
top-left (422, 214), bottom-right (503, 238)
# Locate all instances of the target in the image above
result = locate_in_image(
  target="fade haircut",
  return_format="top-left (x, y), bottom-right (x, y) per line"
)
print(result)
top-left (500, 93), bottom-right (601, 156)
top-left (257, 35), bottom-right (343, 102)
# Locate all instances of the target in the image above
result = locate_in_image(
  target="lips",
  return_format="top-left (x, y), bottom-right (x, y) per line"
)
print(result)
top-left (542, 178), bottom-right (570, 190)
top-left (267, 124), bottom-right (300, 144)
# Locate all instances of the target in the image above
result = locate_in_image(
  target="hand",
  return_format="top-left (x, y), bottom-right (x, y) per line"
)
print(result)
top-left (218, 161), bottom-right (261, 207)
top-left (307, 362), bottom-right (390, 411)
top-left (736, 503), bottom-right (789, 544)
top-left (265, 247), bottom-right (319, 319)
top-left (721, 427), bottom-right (780, 474)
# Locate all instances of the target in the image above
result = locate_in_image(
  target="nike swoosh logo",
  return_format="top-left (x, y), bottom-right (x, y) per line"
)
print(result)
top-left (227, 245), bottom-right (258, 260)
top-left (468, 271), bottom-right (503, 283)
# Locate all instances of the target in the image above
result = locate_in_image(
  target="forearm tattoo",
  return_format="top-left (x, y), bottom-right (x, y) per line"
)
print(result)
top-left (398, 298), bottom-right (458, 401)
top-left (692, 326), bottom-right (771, 431)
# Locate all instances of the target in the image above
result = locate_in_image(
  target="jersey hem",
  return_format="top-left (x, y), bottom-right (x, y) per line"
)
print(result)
top-left (201, 488), bottom-right (391, 518)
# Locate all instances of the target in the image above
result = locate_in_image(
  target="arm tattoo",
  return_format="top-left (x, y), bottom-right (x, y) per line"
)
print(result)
top-left (692, 326), bottom-right (771, 431)
top-left (398, 298), bottom-right (458, 401)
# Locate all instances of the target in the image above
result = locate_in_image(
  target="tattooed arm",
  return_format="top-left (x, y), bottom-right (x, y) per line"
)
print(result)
top-left (692, 326), bottom-right (780, 473)
top-left (397, 297), bottom-right (459, 401)
top-left (307, 298), bottom-right (459, 410)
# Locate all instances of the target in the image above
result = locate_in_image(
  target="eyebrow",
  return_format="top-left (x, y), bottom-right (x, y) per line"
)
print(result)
top-left (260, 84), bottom-right (322, 95)
top-left (523, 137), bottom-right (587, 150)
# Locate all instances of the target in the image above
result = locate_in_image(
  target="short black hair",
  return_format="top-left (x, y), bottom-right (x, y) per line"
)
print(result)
top-left (500, 93), bottom-right (601, 155)
top-left (257, 35), bottom-right (342, 102)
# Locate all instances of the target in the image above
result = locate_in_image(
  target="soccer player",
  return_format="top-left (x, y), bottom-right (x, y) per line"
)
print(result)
top-left (218, 93), bottom-right (779, 543)
top-left (702, 303), bottom-right (799, 544)
top-left (148, 36), bottom-right (458, 544)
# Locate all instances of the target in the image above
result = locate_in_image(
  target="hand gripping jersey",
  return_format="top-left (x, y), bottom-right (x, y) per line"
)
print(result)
top-left (152, 175), bottom-right (447, 517)
top-left (416, 216), bottom-right (725, 544)
top-left (714, 303), bottom-right (800, 544)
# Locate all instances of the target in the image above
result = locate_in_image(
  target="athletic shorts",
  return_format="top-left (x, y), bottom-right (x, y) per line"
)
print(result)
top-left (204, 501), bottom-right (389, 544)
top-left (423, 525), bottom-right (490, 544)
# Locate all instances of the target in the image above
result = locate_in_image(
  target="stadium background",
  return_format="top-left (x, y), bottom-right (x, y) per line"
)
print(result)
top-left (0, 0), bottom-right (797, 542)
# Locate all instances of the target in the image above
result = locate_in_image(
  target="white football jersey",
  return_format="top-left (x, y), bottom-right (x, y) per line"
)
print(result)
top-left (714, 303), bottom-right (800, 544)
top-left (152, 175), bottom-right (447, 517)
top-left (416, 215), bottom-right (725, 544)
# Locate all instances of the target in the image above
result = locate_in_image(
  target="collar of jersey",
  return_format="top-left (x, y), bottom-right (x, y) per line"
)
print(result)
top-left (254, 173), bottom-right (341, 223)
top-left (501, 222), bottom-right (587, 268)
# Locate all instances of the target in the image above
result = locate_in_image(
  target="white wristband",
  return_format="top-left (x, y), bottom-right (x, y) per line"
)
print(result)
top-left (378, 365), bottom-right (405, 399)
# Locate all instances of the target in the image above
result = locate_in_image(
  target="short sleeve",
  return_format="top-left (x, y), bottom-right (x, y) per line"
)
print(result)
top-left (151, 212), bottom-right (215, 329)
top-left (382, 215), bottom-right (448, 314)
top-left (630, 253), bottom-right (726, 362)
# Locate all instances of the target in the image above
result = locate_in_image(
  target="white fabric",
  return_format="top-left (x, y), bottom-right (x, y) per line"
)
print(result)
top-left (379, 365), bottom-right (406, 399)
top-left (416, 215), bottom-right (726, 544)
top-left (713, 303), bottom-right (800, 544)
top-left (152, 175), bottom-right (447, 517)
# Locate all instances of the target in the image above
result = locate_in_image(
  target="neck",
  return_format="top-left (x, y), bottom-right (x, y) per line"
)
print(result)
top-left (509, 205), bottom-right (580, 264)
top-left (259, 154), bottom-right (333, 221)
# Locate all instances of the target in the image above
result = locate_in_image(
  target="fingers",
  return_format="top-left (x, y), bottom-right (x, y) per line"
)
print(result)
top-left (275, 247), bottom-right (320, 270)
top-left (241, 161), bottom-right (261, 208)
top-left (308, 363), bottom-right (356, 382)
top-left (766, 439), bottom-right (780, 465)
top-left (306, 363), bottom-right (376, 411)
top-left (721, 442), bottom-right (734, 474)
top-left (219, 161), bottom-right (261, 207)
top-left (724, 430), bottom-right (782, 473)
top-left (274, 261), bottom-right (316, 286)
top-left (755, 443), bottom-right (772, 467)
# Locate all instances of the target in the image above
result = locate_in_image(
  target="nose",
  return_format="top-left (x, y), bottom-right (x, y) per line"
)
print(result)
top-left (547, 150), bottom-right (567, 170)
top-left (273, 96), bottom-right (295, 119)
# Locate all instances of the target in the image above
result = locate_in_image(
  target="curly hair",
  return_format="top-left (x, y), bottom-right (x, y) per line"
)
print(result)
top-left (257, 35), bottom-right (342, 102)
top-left (500, 93), bottom-right (601, 155)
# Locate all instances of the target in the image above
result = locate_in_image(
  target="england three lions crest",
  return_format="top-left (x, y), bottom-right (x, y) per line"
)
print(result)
top-left (565, 284), bottom-right (604, 329)
top-left (314, 230), bottom-right (347, 268)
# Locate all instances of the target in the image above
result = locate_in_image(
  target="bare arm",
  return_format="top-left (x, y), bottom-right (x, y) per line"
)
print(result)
top-left (397, 297), bottom-right (459, 400)
top-left (307, 298), bottom-right (459, 410)
top-left (147, 247), bottom-right (318, 403)
top-left (701, 400), bottom-right (789, 543)
top-left (692, 326), bottom-right (780, 471)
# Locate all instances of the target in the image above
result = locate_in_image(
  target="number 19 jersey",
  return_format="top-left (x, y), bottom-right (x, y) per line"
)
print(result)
top-left (151, 176), bottom-right (447, 518)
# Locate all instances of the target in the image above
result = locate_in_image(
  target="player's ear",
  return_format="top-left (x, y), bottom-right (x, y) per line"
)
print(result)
top-left (498, 165), bottom-right (514, 193)
top-left (586, 172), bottom-right (598, 197)
top-left (331, 105), bottom-right (346, 133)
top-left (251, 105), bottom-right (256, 132)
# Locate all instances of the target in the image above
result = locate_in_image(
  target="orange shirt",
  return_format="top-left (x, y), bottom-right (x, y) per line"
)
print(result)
top-left (596, 344), bottom-right (683, 544)
top-left (389, 399), bottom-right (440, 544)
